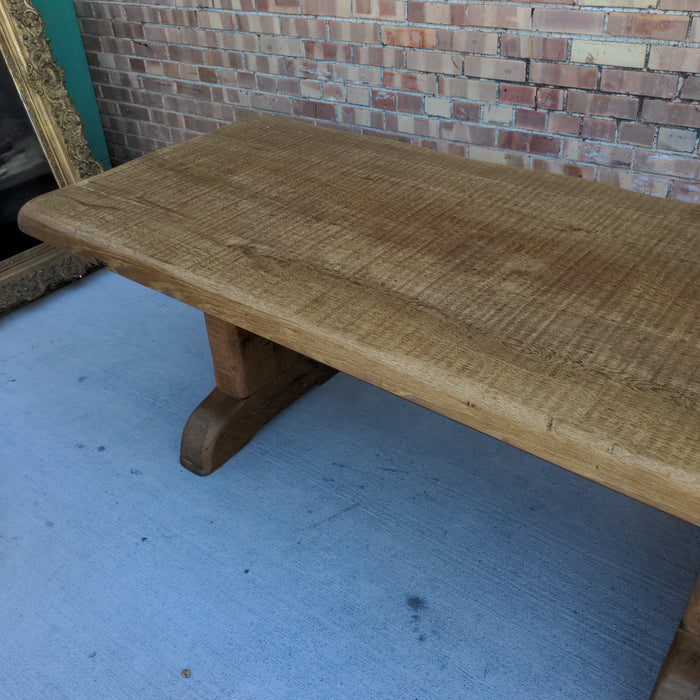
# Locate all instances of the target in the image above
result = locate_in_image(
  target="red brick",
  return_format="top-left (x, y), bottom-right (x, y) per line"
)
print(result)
top-left (251, 92), bottom-right (293, 113)
top-left (168, 45), bottom-right (204, 64)
top-left (180, 28), bottom-right (220, 48)
top-left (501, 84), bottom-right (537, 107)
top-left (385, 70), bottom-right (436, 93)
top-left (437, 29), bottom-right (497, 54)
top-left (608, 13), bottom-right (688, 41)
top-left (464, 56), bottom-right (526, 82)
top-left (439, 76), bottom-right (498, 102)
top-left (354, 0), bottom-right (404, 20)
top-left (643, 99), bottom-right (700, 128)
top-left (498, 130), bottom-right (560, 155)
top-left (240, 14), bottom-right (282, 34)
top-left (600, 70), bottom-right (678, 99)
top-left (501, 36), bottom-right (567, 62)
top-left (468, 4), bottom-right (530, 30)
top-left (515, 109), bottom-right (547, 131)
top-left (398, 92), bottom-right (422, 113)
top-left (619, 123), bottom-right (654, 147)
top-left (537, 88), bottom-right (564, 110)
top-left (160, 8), bottom-right (196, 26)
top-left (407, 2), bottom-right (466, 26)
top-left (339, 106), bottom-right (384, 129)
top-left (305, 41), bottom-right (352, 62)
top-left (581, 118), bottom-right (616, 141)
top-left (567, 91), bottom-right (638, 120)
top-left (124, 5), bottom-right (160, 23)
top-left (292, 98), bottom-right (336, 121)
top-left (205, 49), bottom-right (245, 69)
top-left (649, 47), bottom-right (700, 73)
top-left (356, 45), bottom-right (404, 68)
top-left (532, 159), bottom-right (594, 180)
top-left (549, 113), bottom-right (580, 135)
top-left (533, 9), bottom-right (604, 35)
top-left (659, 0), bottom-right (697, 9)
top-left (680, 77), bottom-right (700, 101)
top-left (453, 101), bottom-right (481, 122)
top-left (530, 62), bottom-right (598, 90)
top-left (382, 26), bottom-right (436, 49)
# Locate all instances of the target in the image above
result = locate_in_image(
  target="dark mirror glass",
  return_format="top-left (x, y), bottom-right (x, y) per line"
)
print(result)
top-left (1, 50), bottom-right (57, 261)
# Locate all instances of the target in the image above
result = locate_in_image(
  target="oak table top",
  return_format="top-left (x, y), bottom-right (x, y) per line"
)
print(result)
top-left (19, 115), bottom-right (700, 525)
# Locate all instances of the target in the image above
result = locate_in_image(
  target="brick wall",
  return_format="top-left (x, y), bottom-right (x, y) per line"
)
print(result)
top-left (75, 1), bottom-right (700, 202)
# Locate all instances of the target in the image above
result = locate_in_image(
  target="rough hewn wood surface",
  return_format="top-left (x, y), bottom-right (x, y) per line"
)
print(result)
top-left (18, 115), bottom-right (700, 525)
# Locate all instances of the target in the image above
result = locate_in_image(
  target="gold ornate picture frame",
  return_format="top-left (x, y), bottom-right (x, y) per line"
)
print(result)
top-left (0, 0), bottom-right (102, 314)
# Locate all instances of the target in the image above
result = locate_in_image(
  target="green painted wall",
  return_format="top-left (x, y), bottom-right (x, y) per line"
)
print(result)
top-left (32, 0), bottom-right (110, 170)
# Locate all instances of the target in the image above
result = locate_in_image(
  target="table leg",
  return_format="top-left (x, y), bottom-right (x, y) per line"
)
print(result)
top-left (650, 572), bottom-right (700, 698)
top-left (180, 314), bottom-right (335, 476)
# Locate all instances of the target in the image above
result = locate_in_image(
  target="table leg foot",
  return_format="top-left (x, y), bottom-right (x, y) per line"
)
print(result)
top-left (180, 359), bottom-right (335, 476)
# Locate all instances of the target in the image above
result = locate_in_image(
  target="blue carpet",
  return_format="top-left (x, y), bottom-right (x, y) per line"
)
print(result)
top-left (1, 269), bottom-right (698, 698)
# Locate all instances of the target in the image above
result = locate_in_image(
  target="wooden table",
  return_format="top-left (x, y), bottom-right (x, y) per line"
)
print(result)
top-left (18, 116), bottom-right (699, 695)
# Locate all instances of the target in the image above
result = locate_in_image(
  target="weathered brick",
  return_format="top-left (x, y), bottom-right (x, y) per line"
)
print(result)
top-left (649, 47), bottom-right (700, 73)
top-left (501, 36), bottom-right (567, 62)
top-left (670, 181), bottom-right (700, 205)
top-left (437, 29), bottom-right (498, 55)
top-left (180, 28), bottom-right (219, 48)
top-left (601, 69), bottom-right (678, 99)
top-left (549, 113), bottom-right (580, 135)
top-left (659, 0), bottom-right (697, 9)
top-left (568, 91), bottom-right (638, 120)
top-left (469, 146), bottom-right (527, 169)
top-left (464, 56), bottom-right (526, 82)
top-left (424, 96), bottom-right (451, 118)
top-left (608, 13), bottom-right (688, 41)
top-left (339, 106), bottom-right (384, 129)
top-left (160, 8), bottom-right (196, 26)
top-left (537, 88), bottom-right (565, 111)
top-left (372, 89), bottom-right (396, 110)
top-left (258, 0), bottom-right (300, 13)
top-left (197, 10), bottom-right (235, 30)
top-left (484, 104), bottom-right (513, 125)
top-left (562, 140), bottom-right (633, 167)
top-left (533, 9), bottom-right (604, 35)
top-left (439, 76), bottom-right (499, 102)
top-left (206, 48), bottom-right (246, 69)
top-left (530, 62), bottom-right (598, 90)
top-left (354, 0), bottom-right (404, 21)
top-left (453, 101), bottom-right (481, 122)
top-left (571, 40), bottom-right (646, 68)
top-left (634, 152), bottom-right (700, 180)
top-left (347, 86), bottom-right (371, 105)
top-left (643, 99), bottom-right (700, 128)
top-left (407, 2), bottom-right (466, 26)
top-left (334, 64), bottom-right (382, 85)
top-left (657, 127), bottom-right (697, 153)
top-left (467, 4), bottom-right (530, 30)
top-left (691, 18), bottom-right (700, 43)
top-left (280, 17), bottom-right (322, 38)
top-left (356, 46), bottom-right (405, 69)
top-left (251, 92), bottom-right (293, 113)
top-left (218, 32), bottom-right (257, 52)
top-left (532, 159), bottom-right (594, 180)
top-left (168, 44), bottom-right (204, 64)
top-left (329, 21), bottom-right (379, 43)
top-left (581, 0), bottom-right (659, 7)
top-left (385, 70), bottom-right (436, 93)
top-left (498, 130), bottom-right (561, 155)
top-left (501, 84), bottom-right (537, 107)
top-left (293, 98), bottom-right (336, 121)
top-left (439, 121), bottom-right (495, 146)
top-left (581, 118), bottom-right (616, 141)
top-left (407, 51), bottom-right (462, 75)
top-left (598, 169), bottom-right (669, 198)
top-left (619, 123), bottom-right (654, 146)
top-left (382, 26), bottom-right (436, 49)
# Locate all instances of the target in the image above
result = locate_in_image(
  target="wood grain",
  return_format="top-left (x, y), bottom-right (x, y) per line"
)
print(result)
top-left (18, 115), bottom-right (700, 524)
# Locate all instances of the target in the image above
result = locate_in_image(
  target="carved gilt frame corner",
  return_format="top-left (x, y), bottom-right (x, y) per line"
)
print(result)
top-left (0, 0), bottom-right (102, 314)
